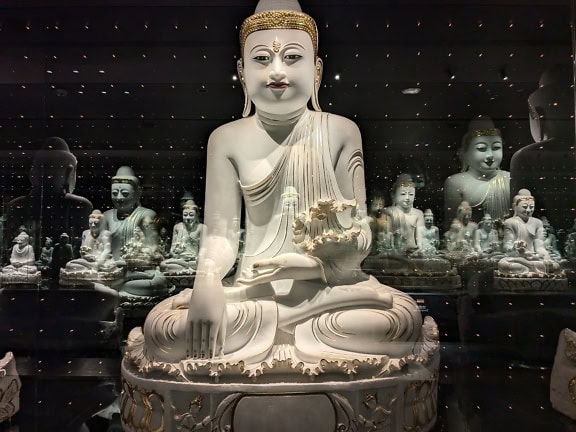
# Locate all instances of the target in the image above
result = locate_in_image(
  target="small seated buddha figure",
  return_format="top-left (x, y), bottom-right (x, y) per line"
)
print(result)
top-left (160, 200), bottom-right (205, 275)
top-left (60, 210), bottom-right (122, 283)
top-left (383, 174), bottom-right (425, 255)
top-left (444, 116), bottom-right (510, 227)
top-left (541, 217), bottom-right (563, 261)
top-left (418, 209), bottom-right (440, 256)
top-left (497, 189), bottom-right (561, 276)
top-left (473, 213), bottom-right (501, 257)
top-left (367, 194), bottom-right (393, 254)
top-left (103, 166), bottom-right (167, 297)
top-left (125, 0), bottom-right (437, 374)
top-left (1, 232), bottom-right (40, 283)
top-left (451, 201), bottom-right (478, 255)
top-left (37, 237), bottom-right (54, 273)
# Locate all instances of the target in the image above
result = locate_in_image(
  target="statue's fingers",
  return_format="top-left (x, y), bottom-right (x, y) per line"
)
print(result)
top-left (189, 321), bottom-right (201, 359)
top-left (201, 321), bottom-right (211, 359)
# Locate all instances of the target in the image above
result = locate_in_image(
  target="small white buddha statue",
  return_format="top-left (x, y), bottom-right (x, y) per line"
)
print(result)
top-left (418, 209), bottom-right (440, 256)
top-left (541, 217), bottom-right (562, 261)
top-left (63, 210), bottom-right (119, 276)
top-left (473, 213), bottom-right (501, 256)
top-left (160, 200), bottom-right (205, 274)
top-left (383, 174), bottom-right (425, 255)
top-left (498, 189), bottom-right (561, 275)
top-left (103, 166), bottom-right (166, 296)
top-left (444, 116), bottom-right (510, 226)
top-left (2, 232), bottom-right (38, 275)
top-left (443, 201), bottom-right (478, 257)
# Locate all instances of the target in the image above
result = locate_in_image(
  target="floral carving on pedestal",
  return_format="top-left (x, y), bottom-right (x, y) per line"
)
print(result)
top-left (357, 392), bottom-right (397, 432)
top-left (403, 374), bottom-right (438, 432)
top-left (121, 379), bottom-right (165, 432)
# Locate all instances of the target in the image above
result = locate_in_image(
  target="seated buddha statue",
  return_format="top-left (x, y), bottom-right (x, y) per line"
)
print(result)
top-left (473, 213), bottom-right (501, 257)
top-left (497, 189), bottom-right (561, 275)
top-left (61, 210), bottom-right (121, 281)
top-left (541, 216), bottom-right (563, 261)
top-left (444, 116), bottom-right (510, 227)
top-left (383, 174), bottom-right (424, 255)
top-left (103, 167), bottom-right (167, 296)
top-left (129, 0), bottom-right (433, 369)
top-left (418, 209), bottom-right (440, 256)
top-left (2, 232), bottom-right (39, 276)
top-left (160, 200), bottom-right (205, 274)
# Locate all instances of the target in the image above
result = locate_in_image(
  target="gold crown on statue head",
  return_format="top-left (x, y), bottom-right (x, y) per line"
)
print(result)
top-left (513, 188), bottom-right (534, 205)
top-left (240, 0), bottom-right (318, 55)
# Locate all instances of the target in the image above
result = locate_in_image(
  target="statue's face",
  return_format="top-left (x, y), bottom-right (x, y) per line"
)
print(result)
top-left (88, 216), bottom-right (102, 233)
top-left (45, 238), bottom-right (53, 247)
top-left (458, 208), bottom-right (472, 224)
top-left (465, 135), bottom-right (503, 175)
top-left (424, 215), bottom-right (434, 227)
top-left (515, 199), bottom-right (535, 221)
top-left (393, 186), bottom-right (415, 211)
top-left (243, 29), bottom-right (316, 116)
top-left (14, 234), bottom-right (28, 245)
top-left (182, 208), bottom-right (197, 225)
top-left (482, 216), bottom-right (493, 231)
top-left (111, 183), bottom-right (137, 213)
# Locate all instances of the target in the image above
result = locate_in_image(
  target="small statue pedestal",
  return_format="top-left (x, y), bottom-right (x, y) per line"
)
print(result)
top-left (493, 271), bottom-right (568, 292)
top-left (59, 267), bottom-right (123, 287)
top-left (121, 353), bottom-right (439, 432)
top-left (163, 270), bottom-right (196, 291)
top-left (363, 255), bottom-right (461, 292)
top-left (0, 271), bottom-right (41, 287)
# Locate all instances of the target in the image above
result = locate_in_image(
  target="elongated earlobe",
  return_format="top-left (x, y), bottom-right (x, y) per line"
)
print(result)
top-left (311, 57), bottom-right (323, 112)
top-left (237, 59), bottom-right (252, 118)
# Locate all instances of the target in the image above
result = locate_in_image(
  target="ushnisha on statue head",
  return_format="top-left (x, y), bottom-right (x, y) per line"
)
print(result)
top-left (237, 0), bottom-right (323, 117)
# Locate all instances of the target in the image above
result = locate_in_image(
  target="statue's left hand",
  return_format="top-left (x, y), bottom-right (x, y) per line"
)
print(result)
top-left (237, 253), bottom-right (324, 286)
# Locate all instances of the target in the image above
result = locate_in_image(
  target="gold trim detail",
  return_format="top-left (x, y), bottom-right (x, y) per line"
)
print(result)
top-left (471, 128), bottom-right (501, 137)
top-left (240, 10), bottom-right (318, 55)
top-left (121, 378), bottom-right (165, 432)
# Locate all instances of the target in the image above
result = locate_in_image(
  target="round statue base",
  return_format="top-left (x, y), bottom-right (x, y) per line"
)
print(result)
top-left (493, 272), bottom-right (568, 292)
top-left (121, 354), bottom-right (439, 432)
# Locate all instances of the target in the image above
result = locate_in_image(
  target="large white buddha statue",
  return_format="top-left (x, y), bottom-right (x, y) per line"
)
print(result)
top-left (444, 116), bottom-right (510, 226)
top-left (497, 189), bottom-right (561, 275)
top-left (127, 0), bottom-right (435, 372)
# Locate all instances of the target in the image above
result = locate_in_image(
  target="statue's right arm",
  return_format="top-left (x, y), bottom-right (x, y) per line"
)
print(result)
top-left (183, 126), bottom-right (242, 359)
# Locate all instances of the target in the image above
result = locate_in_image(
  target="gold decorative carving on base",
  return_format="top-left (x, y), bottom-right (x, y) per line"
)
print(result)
top-left (121, 378), bottom-right (165, 432)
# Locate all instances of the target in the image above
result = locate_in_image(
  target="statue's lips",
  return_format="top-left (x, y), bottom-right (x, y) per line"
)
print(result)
top-left (267, 82), bottom-right (289, 90)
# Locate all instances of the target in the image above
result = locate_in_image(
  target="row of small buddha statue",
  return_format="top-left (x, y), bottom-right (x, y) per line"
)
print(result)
top-left (1, 166), bottom-right (205, 296)
top-left (370, 176), bottom-right (564, 279)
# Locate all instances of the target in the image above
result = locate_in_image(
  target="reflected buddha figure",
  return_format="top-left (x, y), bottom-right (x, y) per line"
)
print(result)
top-left (419, 209), bottom-right (440, 256)
top-left (367, 194), bottom-right (393, 254)
top-left (2, 232), bottom-right (38, 275)
top-left (63, 210), bottom-right (119, 275)
top-left (510, 64), bottom-right (575, 229)
top-left (37, 237), bottom-right (54, 272)
top-left (444, 117), bottom-right (510, 227)
top-left (473, 213), bottom-right (500, 255)
top-left (498, 189), bottom-right (560, 275)
top-left (137, 0), bottom-right (424, 365)
top-left (5, 137), bottom-right (92, 253)
top-left (541, 217), bottom-right (562, 261)
top-left (160, 200), bottom-right (205, 274)
top-left (452, 201), bottom-right (478, 254)
top-left (384, 174), bottom-right (425, 255)
top-left (103, 166), bottom-right (166, 296)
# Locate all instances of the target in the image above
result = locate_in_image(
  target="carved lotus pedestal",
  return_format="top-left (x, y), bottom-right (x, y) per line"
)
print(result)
top-left (121, 352), bottom-right (439, 432)
top-left (493, 271), bottom-right (568, 292)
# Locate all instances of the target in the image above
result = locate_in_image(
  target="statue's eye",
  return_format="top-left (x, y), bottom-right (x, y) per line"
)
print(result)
top-left (284, 54), bottom-right (301, 60)
top-left (253, 55), bottom-right (270, 62)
